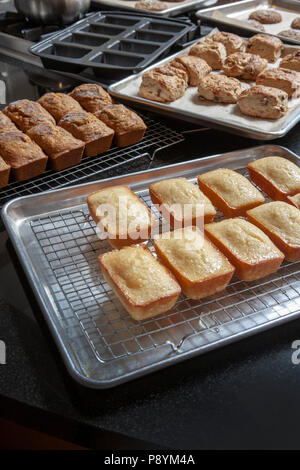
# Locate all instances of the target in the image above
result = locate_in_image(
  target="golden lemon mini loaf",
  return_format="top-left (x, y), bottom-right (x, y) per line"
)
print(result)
top-left (287, 193), bottom-right (300, 209)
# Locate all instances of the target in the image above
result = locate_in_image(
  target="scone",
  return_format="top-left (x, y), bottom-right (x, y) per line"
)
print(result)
top-left (237, 85), bottom-right (288, 119)
top-left (198, 75), bottom-right (242, 103)
top-left (149, 177), bottom-right (216, 227)
top-left (279, 30), bottom-right (300, 41)
top-left (172, 56), bottom-right (212, 86)
top-left (256, 68), bottom-right (300, 98)
top-left (69, 83), bottom-right (113, 113)
top-left (247, 201), bottom-right (300, 262)
top-left (280, 51), bottom-right (300, 72)
top-left (205, 218), bottom-right (284, 281)
top-left (197, 168), bottom-right (264, 217)
top-left (291, 18), bottom-right (300, 30)
top-left (97, 105), bottom-right (147, 147)
top-left (189, 42), bottom-right (226, 70)
top-left (87, 185), bottom-right (155, 249)
top-left (247, 156), bottom-right (300, 201)
top-left (139, 67), bottom-right (186, 103)
top-left (38, 93), bottom-right (83, 122)
top-left (249, 10), bottom-right (282, 24)
top-left (248, 20), bottom-right (266, 32)
top-left (135, 0), bottom-right (168, 10)
top-left (153, 65), bottom-right (188, 87)
top-left (287, 193), bottom-right (300, 209)
top-left (0, 156), bottom-right (10, 188)
top-left (246, 34), bottom-right (283, 63)
top-left (223, 52), bottom-right (267, 80)
top-left (153, 226), bottom-right (235, 299)
top-left (207, 32), bottom-right (245, 55)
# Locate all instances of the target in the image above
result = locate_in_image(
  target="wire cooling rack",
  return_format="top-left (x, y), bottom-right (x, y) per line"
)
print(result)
top-left (0, 113), bottom-right (184, 209)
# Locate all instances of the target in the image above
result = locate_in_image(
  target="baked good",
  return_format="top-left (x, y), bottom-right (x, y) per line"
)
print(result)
top-left (205, 218), bottom-right (284, 281)
top-left (139, 67), bottom-right (186, 103)
top-left (97, 105), bottom-right (146, 147)
top-left (27, 122), bottom-right (84, 171)
top-left (189, 41), bottom-right (226, 70)
top-left (154, 226), bottom-right (234, 299)
top-left (291, 18), bottom-right (300, 30)
top-left (38, 92), bottom-right (83, 122)
top-left (197, 168), bottom-right (264, 217)
top-left (99, 245), bottom-right (181, 321)
top-left (0, 156), bottom-right (10, 188)
top-left (197, 74), bottom-right (242, 103)
top-left (246, 34), bottom-right (283, 63)
top-left (279, 30), bottom-right (300, 41)
top-left (256, 67), bottom-right (300, 98)
top-left (135, 1), bottom-right (168, 11)
top-left (207, 32), bottom-right (245, 55)
top-left (237, 85), bottom-right (288, 119)
top-left (248, 20), bottom-right (266, 32)
top-left (247, 201), bottom-right (300, 262)
top-left (87, 185), bottom-right (155, 249)
top-left (3, 99), bottom-right (55, 133)
top-left (247, 156), bottom-right (300, 201)
top-left (280, 51), bottom-right (300, 72)
top-left (0, 111), bottom-right (17, 132)
top-left (69, 84), bottom-right (113, 113)
top-left (249, 10), bottom-right (282, 24)
top-left (171, 56), bottom-right (211, 86)
top-left (0, 130), bottom-right (47, 181)
top-left (222, 52), bottom-right (267, 80)
top-left (58, 112), bottom-right (114, 157)
top-left (149, 177), bottom-right (216, 227)
top-left (152, 64), bottom-right (188, 87)
top-left (287, 193), bottom-right (300, 209)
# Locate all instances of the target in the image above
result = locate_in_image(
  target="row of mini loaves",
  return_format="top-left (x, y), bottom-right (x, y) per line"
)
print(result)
top-left (0, 84), bottom-right (147, 188)
top-left (139, 31), bottom-right (300, 120)
top-left (88, 155), bottom-right (300, 321)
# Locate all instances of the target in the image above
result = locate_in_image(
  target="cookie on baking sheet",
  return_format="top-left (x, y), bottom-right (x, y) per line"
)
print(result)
top-left (223, 52), bottom-right (267, 80)
top-left (206, 31), bottom-right (245, 55)
top-left (248, 20), bottom-right (266, 32)
top-left (279, 30), bottom-right (300, 41)
top-left (139, 67), bottom-right (186, 103)
top-left (135, 0), bottom-right (168, 10)
top-left (291, 18), bottom-right (300, 30)
top-left (189, 41), bottom-right (226, 70)
top-left (237, 85), bottom-right (288, 119)
top-left (249, 10), bottom-right (282, 24)
top-left (246, 34), bottom-right (283, 63)
top-left (280, 50), bottom-right (300, 72)
top-left (198, 74), bottom-right (242, 103)
top-left (256, 67), bottom-right (300, 98)
top-left (172, 55), bottom-right (212, 86)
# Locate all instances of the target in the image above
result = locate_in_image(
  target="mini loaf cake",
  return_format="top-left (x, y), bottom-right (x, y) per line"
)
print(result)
top-left (237, 85), bottom-right (288, 119)
top-left (171, 56), bottom-right (212, 86)
top-left (205, 218), bottom-right (284, 281)
top-left (3, 99), bottom-right (55, 133)
top-left (249, 10), bottom-right (282, 24)
top-left (207, 31), bottom-right (245, 55)
top-left (256, 68), bottom-right (300, 98)
top-left (27, 122), bottom-right (85, 171)
top-left (0, 156), bottom-right (10, 188)
top-left (99, 245), bottom-right (181, 321)
top-left (246, 34), bottom-right (283, 63)
top-left (38, 92), bottom-right (83, 122)
top-left (189, 41), bottom-right (227, 70)
top-left (154, 226), bottom-right (235, 299)
top-left (222, 52), bottom-right (267, 80)
top-left (58, 111), bottom-right (114, 157)
top-left (197, 168), bottom-right (265, 217)
top-left (149, 177), bottom-right (216, 227)
top-left (247, 156), bottom-right (300, 200)
top-left (69, 83), bottom-right (113, 113)
top-left (97, 105), bottom-right (147, 147)
top-left (247, 201), bottom-right (300, 262)
top-left (87, 185), bottom-right (155, 249)
top-left (198, 75), bottom-right (242, 103)
top-left (0, 111), bottom-right (17, 132)
top-left (280, 51), bottom-right (300, 72)
top-left (287, 193), bottom-right (300, 209)
top-left (139, 67), bottom-right (187, 103)
top-left (0, 130), bottom-right (48, 181)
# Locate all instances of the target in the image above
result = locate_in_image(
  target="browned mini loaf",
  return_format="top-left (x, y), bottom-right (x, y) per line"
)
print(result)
top-left (97, 105), bottom-right (147, 147)
top-left (27, 122), bottom-right (84, 171)
top-left (0, 111), bottom-right (17, 132)
top-left (0, 156), bottom-right (10, 188)
top-left (38, 92), bottom-right (83, 122)
top-left (58, 111), bottom-right (114, 157)
top-left (0, 130), bottom-right (48, 181)
top-left (69, 84), bottom-right (113, 113)
top-left (3, 99), bottom-right (55, 133)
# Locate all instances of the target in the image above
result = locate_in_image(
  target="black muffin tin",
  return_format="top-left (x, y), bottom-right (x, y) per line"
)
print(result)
top-left (29, 11), bottom-right (195, 79)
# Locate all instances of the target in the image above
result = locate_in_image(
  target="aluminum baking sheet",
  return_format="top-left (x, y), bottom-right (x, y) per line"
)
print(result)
top-left (108, 33), bottom-right (300, 141)
top-left (197, 0), bottom-right (300, 45)
top-left (2, 145), bottom-right (300, 388)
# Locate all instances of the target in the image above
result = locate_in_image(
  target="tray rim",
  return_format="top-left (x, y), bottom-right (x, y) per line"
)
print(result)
top-left (2, 144), bottom-right (300, 389)
top-left (91, 0), bottom-right (208, 17)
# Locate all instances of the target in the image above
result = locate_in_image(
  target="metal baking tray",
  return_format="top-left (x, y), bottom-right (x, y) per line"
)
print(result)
top-left (196, 0), bottom-right (300, 45)
top-left (3, 145), bottom-right (300, 389)
top-left (29, 11), bottom-right (195, 80)
top-left (108, 34), bottom-right (300, 141)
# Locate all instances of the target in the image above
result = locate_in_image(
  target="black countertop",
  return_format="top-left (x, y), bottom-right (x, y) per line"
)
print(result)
top-left (0, 45), bottom-right (300, 450)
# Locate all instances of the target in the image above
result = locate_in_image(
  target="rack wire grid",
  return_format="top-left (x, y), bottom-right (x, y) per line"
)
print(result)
top-left (0, 113), bottom-right (184, 209)
top-left (28, 166), bottom-right (300, 385)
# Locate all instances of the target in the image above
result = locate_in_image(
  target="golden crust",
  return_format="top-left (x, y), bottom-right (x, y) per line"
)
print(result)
top-left (237, 85), bottom-right (288, 119)
top-left (197, 74), bottom-right (242, 103)
top-left (3, 99), bottom-right (55, 133)
top-left (208, 32), bottom-right (245, 55)
top-left (173, 55), bottom-right (211, 86)
top-left (69, 84), bottom-right (113, 113)
top-left (38, 93), bottom-right (83, 122)
top-left (256, 67), bottom-right (300, 98)
top-left (287, 193), bottom-right (300, 209)
top-left (189, 41), bottom-right (226, 70)
top-left (0, 111), bottom-right (17, 132)
top-left (139, 67), bottom-right (187, 103)
top-left (246, 34), bottom-right (283, 63)
top-left (223, 52), bottom-right (267, 80)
